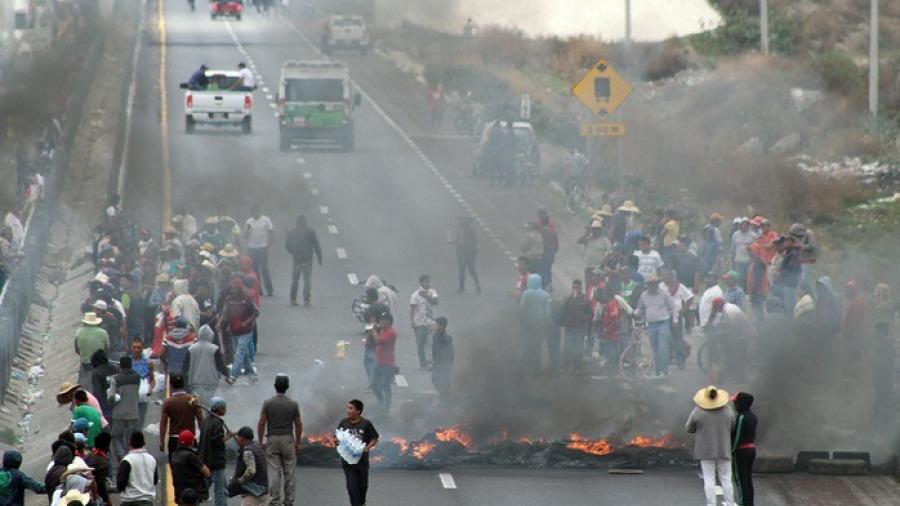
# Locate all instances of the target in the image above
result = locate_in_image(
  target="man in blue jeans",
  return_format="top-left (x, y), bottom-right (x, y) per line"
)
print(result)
top-left (635, 273), bottom-right (676, 376)
top-left (199, 397), bottom-right (233, 506)
top-left (217, 277), bottom-right (259, 384)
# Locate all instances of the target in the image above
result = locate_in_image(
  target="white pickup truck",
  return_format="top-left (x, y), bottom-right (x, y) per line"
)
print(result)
top-left (179, 71), bottom-right (253, 134)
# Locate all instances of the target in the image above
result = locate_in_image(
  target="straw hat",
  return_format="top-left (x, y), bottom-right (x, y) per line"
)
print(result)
top-left (200, 242), bottom-right (216, 252)
top-left (155, 273), bottom-right (171, 284)
top-left (56, 382), bottom-right (81, 405)
top-left (709, 212), bottom-right (723, 221)
top-left (693, 385), bottom-right (730, 410)
top-left (590, 219), bottom-right (603, 229)
top-left (58, 490), bottom-right (91, 506)
top-left (617, 200), bottom-right (640, 213)
top-left (163, 225), bottom-right (178, 235)
top-left (201, 260), bottom-right (216, 271)
top-left (598, 204), bottom-right (614, 217)
top-left (219, 244), bottom-right (239, 258)
top-left (81, 312), bottom-right (102, 326)
top-left (61, 461), bottom-right (94, 480)
top-left (205, 216), bottom-right (219, 225)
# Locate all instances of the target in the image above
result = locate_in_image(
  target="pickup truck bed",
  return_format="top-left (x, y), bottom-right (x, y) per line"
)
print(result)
top-left (181, 71), bottom-right (254, 134)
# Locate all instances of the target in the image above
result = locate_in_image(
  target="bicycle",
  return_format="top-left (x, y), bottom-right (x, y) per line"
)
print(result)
top-left (619, 320), bottom-right (654, 381)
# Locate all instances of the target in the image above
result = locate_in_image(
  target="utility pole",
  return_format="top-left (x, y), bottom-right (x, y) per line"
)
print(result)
top-left (869, 0), bottom-right (879, 116)
top-left (760, 0), bottom-right (770, 54)
top-left (624, 0), bottom-right (632, 49)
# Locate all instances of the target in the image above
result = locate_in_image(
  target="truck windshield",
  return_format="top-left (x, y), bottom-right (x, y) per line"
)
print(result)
top-left (284, 79), bottom-right (344, 102)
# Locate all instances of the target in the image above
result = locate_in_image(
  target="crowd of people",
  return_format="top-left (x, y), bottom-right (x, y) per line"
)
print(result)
top-left (514, 200), bottom-right (897, 383)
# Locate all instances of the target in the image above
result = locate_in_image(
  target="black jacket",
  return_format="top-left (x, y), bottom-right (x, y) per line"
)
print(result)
top-left (285, 226), bottom-right (322, 264)
top-left (199, 415), bottom-right (227, 470)
top-left (170, 446), bottom-right (208, 500)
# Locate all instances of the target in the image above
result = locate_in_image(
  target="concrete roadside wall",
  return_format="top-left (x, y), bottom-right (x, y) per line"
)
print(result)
top-left (0, 0), bottom-right (143, 492)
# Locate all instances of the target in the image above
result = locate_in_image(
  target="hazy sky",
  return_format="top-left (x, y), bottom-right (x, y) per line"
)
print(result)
top-left (387, 0), bottom-right (722, 41)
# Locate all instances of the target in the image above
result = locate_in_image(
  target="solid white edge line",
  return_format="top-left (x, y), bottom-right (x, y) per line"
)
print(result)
top-left (438, 473), bottom-right (457, 489)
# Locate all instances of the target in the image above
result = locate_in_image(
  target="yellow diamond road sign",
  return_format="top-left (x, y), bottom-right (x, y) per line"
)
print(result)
top-left (571, 58), bottom-right (632, 116)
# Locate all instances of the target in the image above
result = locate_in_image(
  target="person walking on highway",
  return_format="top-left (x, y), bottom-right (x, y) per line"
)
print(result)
top-left (185, 324), bottom-right (229, 409)
top-left (171, 430), bottom-right (210, 505)
top-left (635, 274), bottom-right (676, 376)
top-left (285, 214), bottom-right (322, 307)
top-left (199, 397), bottom-right (233, 506)
top-left (732, 392), bottom-right (757, 506)
top-left (117, 431), bottom-right (158, 506)
top-left (410, 274), bottom-right (439, 370)
top-left (0, 449), bottom-right (46, 505)
top-left (371, 313), bottom-right (398, 410)
top-left (686, 385), bottom-right (736, 506)
top-left (335, 400), bottom-right (379, 506)
top-left (455, 216), bottom-right (481, 294)
top-left (218, 277), bottom-right (260, 384)
top-left (107, 356), bottom-right (141, 467)
top-left (578, 219), bottom-right (611, 288)
top-left (560, 279), bottom-right (593, 372)
top-left (431, 317), bottom-right (454, 403)
top-left (701, 213), bottom-right (723, 275)
top-left (74, 312), bottom-right (109, 387)
top-left (159, 375), bottom-right (203, 456)
top-left (258, 374), bottom-right (302, 506)
top-left (245, 205), bottom-right (275, 297)
top-left (536, 209), bottom-right (559, 290)
top-left (518, 274), bottom-right (550, 373)
top-left (230, 427), bottom-right (269, 506)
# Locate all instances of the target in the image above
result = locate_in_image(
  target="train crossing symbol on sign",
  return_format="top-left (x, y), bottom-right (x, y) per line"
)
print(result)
top-left (571, 58), bottom-right (632, 116)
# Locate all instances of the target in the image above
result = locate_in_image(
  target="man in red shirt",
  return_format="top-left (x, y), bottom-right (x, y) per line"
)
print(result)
top-left (217, 277), bottom-right (259, 385)
top-left (370, 313), bottom-right (397, 411)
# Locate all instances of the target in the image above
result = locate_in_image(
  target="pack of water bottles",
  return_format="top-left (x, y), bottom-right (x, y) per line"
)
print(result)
top-left (335, 428), bottom-right (366, 465)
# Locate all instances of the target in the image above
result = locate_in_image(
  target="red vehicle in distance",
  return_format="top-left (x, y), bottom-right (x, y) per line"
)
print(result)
top-left (210, 0), bottom-right (243, 20)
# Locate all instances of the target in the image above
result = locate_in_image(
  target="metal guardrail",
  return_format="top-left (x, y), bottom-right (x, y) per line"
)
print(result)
top-left (0, 31), bottom-right (106, 404)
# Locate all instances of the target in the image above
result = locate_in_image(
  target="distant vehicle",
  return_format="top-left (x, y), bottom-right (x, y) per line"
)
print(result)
top-left (321, 15), bottom-right (370, 56)
top-left (209, 0), bottom-right (243, 20)
top-left (179, 71), bottom-right (254, 134)
top-left (473, 120), bottom-right (541, 183)
top-left (277, 60), bottom-right (361, 152)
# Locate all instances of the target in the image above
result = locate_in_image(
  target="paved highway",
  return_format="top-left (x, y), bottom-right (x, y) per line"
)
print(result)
top-left (121, 2), bottom-right (900, 504)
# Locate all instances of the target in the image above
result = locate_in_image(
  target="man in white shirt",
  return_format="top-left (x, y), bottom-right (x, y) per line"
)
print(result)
top-left (232, 62), bottom-right (256, 91)
top-left (634, 236), bottom-right (664, 279)
top-left (731, 218), bottom-right (757, 289)
top-left (662, 267), bottom-right (694, 370)
top-left (409, 274), bottom-right (439, 370)
top-left (245, 205), bottom-right (274, 296)
top-left (3, 208), bottom-right (24, 252)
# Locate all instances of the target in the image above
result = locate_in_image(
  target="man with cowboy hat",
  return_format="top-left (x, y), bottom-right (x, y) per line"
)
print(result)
top-left (686, 385), bottom-right (736, 506)
top-left (74, 312), bottom-right (109, 387)
top-left (611, 200), bottom-right (639, 245)
top-left (57, 382), bottom-right (108, 429)
top-left (577, 218), bottom-right (611, 287)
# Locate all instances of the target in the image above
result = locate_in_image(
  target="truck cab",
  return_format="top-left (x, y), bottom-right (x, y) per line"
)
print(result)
top-left (277, 60), bottom-right (361, 152)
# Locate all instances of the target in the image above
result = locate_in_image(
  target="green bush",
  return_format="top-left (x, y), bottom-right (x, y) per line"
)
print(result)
top-left (690, 9), bottom-right (796, 56)
top-left (810, 49), bottom-right (866, 96)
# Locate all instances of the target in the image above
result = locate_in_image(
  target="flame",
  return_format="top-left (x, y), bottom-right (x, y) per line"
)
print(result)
top-left (370, 455), bottom-right (384, 465)
top-left (412, 441), bottom-right (436, 459)
top-left (566, 433), bottom-right (613, 456)
top-left (518, 437), bottom-right (545, 444)
top-left (500, 428), bottom-right (509, 441)
top-left (628, 434), bottom-right (680, 449)
top-left (390, 436), bottom-right (409, 454)
top-left (435, 426), bottom-right (473, 448)
top-left (305, 432), bottom-right (335, 448)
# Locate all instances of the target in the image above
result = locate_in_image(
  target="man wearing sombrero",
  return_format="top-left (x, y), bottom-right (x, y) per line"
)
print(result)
top-left (686, 385), bottom-right (736, 506)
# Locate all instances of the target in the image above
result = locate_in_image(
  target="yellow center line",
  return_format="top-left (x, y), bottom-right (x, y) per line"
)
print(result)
top-left (159, 0), bottom-right (172, 228)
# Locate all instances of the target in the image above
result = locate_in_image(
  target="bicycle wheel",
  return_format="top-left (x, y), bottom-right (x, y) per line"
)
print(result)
top-left (696, 342), bottom-right (722, 377)
top-left (565, 186), bottom-right (587, 215)
top-left (619, 337), bottom-right (654, 381)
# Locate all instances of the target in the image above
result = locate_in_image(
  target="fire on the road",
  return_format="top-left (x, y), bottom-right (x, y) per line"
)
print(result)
top-left (567, 433), bottom-right (613, 456)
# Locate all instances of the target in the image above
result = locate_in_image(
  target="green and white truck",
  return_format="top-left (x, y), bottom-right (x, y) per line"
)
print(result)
top-left (277, 60), bottom-right (361, 152)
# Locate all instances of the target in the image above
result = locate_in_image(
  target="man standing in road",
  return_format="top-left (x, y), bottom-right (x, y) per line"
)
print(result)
top-left (431, 317), bottom-right (454, 403)
top-left (159, 375), bottom-right (203, 456)
top-left (245, 205), bottom-right (274, 297)
top-left (117, 431), bottom-right (158, 506)
top-left (635, 274), bottom-right (676, 377)
top-left (285, 214), bottom-right (322, 307)
top-left (559, 279), bottom-right (593, 372)
top-left (258, 374), bottom-right (302, 506)
top-left (410, 274), bottom-right (439, 370)
top-left (74, 312), bottom-right (109, 387)
top-left (335, 400), bottom-right (379, 506)
top-left (107, 356), bottom-right (141, 467)
top-left (185, 325), bottom-right (229, 408)
top-left (536, 209), bottom-right (559, 290)
top-left (518, 274), bottom-right (550, 373)
top-left (371, 313), bottom-right (398, 411)
top-left (455, 216), bottom-right (480, 294)
top-left (685, 386), bottom-right (736, 506)
top-left (199, 397), bottom-right (233, 506)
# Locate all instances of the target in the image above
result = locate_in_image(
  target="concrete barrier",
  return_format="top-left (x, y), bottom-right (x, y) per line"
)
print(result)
top-left (808, 458), bottom-right (869, 476)
top-left (753, 455), bottom-right (794, 473)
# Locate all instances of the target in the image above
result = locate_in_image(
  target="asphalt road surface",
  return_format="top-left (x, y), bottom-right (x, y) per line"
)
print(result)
top-left (123, 2), bottom-right (900, 504)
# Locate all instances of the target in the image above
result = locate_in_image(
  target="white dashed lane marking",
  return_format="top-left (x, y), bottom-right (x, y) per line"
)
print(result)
top-left (310, 188), bottom-right (320, 196)
top-left (303, 172), bottom-right (312, 179)
top-left (394, 375), bottom-right (408, 387)
top-left (438, 473), bottom-right (457, 489)
top-left (319, 206), bottom-right (329, 215)
top-left (297, 157), bottom-right (306, 164)
top-left (347, 273), bottom-right (359, 285)
top-left (328, 225), bottom-right (338, 234)
top-left (336, 247), bottom-right (347, 259)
